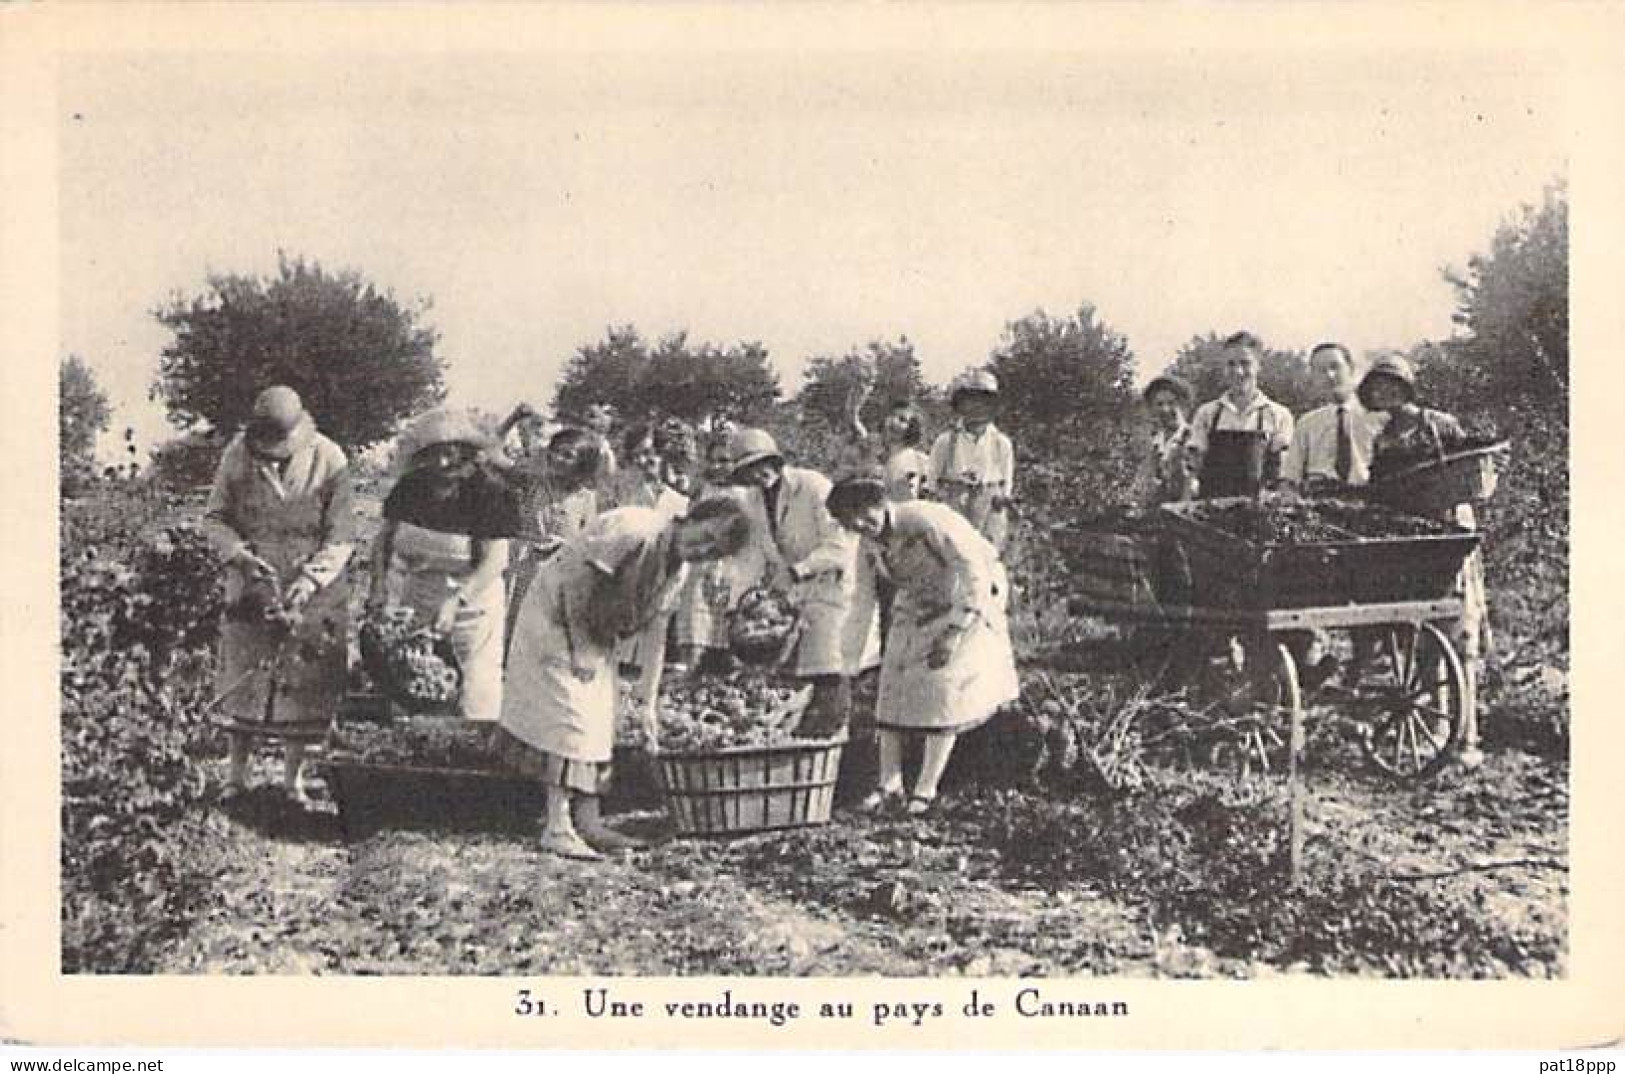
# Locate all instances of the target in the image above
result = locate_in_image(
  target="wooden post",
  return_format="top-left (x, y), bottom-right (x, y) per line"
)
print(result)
top-left (1287, 672), bottom-right (1306, 887)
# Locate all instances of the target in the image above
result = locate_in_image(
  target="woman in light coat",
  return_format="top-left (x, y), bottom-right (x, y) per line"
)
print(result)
top-left (499, 497), bottom-right (752, 859)
top-left (367, 409), bottom-right (524, 724)
top-left (203, 386), bottom-right (354, 803)
top-left (826, 478), bottom-right (1020, 815)
top-left (730, 429), bottom-right (881, 738)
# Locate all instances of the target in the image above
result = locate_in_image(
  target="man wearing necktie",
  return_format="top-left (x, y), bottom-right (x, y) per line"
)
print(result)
top-left (1281, 343), bottom-right (1389, 688)
top-left (1282, 342), bottom-right (1386, 493)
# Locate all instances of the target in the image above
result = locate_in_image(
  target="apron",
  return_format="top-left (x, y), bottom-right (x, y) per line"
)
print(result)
top-left (1199, 406), bottom-right (1273, 498)
top-left (388, 522), bottom-right (506, 722)
top-left (215, 454), bottom-right (351, 740)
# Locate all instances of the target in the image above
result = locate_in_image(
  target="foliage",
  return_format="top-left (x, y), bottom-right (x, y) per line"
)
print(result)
top-left (60, 484), bottom-right (227, 971)
top-left (795, 337), bottom-right (934, 433)
top-left (985, 305), bottom-right (1136, 429)
top-left (1158, 332), bottom-right (1320, 415)
top-left (152, 252), bottom-right (446, 452)
top-left (551, 325), bottom-right (781, 430)
top-left (1443, 180), bottom-right (1568, 402)
top-left (60, 355), bottom-right (113, 494)
top-left (147, 432), bottom-right (229, 491)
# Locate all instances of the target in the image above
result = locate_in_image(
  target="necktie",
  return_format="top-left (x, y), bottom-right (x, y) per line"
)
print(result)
top-left (1335, 405), bottom-right (1353, 484)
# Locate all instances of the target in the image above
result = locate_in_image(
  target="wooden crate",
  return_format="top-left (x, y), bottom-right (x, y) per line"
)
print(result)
top-left (324, 759), bottom-right (544, 839)
top-left (657, 738), bottom-right (845, 837)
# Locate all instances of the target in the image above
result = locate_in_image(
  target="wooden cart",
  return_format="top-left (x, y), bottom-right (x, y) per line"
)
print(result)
top-left (1066, 496), bottom-right (1481, 784)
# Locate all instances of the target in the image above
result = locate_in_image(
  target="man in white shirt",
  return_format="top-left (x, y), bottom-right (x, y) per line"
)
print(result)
top-left (1282, 342), bottom-right (1385, 492)
top-left (1185, 332), bottom-right (1295, 497)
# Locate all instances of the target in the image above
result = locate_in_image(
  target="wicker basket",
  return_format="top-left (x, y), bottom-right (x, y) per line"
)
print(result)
top-left (358, 616), bottom-right (462, 717)
top-left (657, 736), bottom-right (846, 837)
top-left (725, 588), bottom-right (803, 668)
top-left (1367, 441), bottom-right (1508, 518)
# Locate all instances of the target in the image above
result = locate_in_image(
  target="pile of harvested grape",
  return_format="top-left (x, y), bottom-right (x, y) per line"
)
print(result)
top-left (654, 671), bottom-right (811, 754)
top-left (359, 605), bottom-right (461, 710)
top-left (1178, 495), bottom-right (1454, 545)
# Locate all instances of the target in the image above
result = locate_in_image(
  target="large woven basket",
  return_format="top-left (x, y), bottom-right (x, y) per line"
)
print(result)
top-left (657, 736), bottom-right (845, 837)
top-left (1367, 441), bottom-right (1508, 518)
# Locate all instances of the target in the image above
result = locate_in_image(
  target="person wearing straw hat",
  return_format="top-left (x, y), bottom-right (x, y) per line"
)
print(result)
top-left (499, 497), bottom-right (753, 859)
top-left (1359, 353), bottom-right (1490, 766)
top-left (367, 408), bottom-right (525, 725)
top-left (825, 478), bottom-right (1019, 816)
top-left (203, 385), bottom-right (355, 805)
top-left (730, 428), bottom-right (880, 739)
top-left (1132, 372), bottom-right (1198, 507)
top-left (927, 370), bottom-right (1015, 553)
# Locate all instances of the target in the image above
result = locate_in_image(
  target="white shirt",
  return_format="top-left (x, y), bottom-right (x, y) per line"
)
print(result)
top-left (1283, 400), bottom-right (1385, 486)
top-left (1187, 391), bottom-right (1295, 457)
top-left (927, 423), bottom-right (1015, 494)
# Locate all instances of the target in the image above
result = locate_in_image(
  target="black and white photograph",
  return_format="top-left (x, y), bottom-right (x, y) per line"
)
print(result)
top-left (5, 1), bottom-right (1623, 1053)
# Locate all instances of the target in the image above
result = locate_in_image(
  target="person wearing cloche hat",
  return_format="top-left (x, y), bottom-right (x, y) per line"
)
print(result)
top-left (729, 428), bottom-right (880, 743)
top-left (203, 385), bottom-right (355, 805)
top-left (1359, 351), bottom-right (1492, 768)
top-left (927, 370), bottom-right (1016, 553)
top-left (1133, 373), bottom-right (1197, 507)
top-left (368, 408), bottom-right (526, 727)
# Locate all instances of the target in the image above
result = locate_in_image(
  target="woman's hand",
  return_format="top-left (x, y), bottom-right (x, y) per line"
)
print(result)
top-left (926, 627), bottom-right (961, 670)
top-left (434, 593), bottom-right (463, 634)
top-left (234, 548), bottom-right (277, 581)
top-left (283, 576), bottom-right (318, 613)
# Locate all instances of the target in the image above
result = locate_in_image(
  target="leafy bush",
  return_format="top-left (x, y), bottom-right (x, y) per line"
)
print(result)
top-left (60, 485), bottom-right (226, 972)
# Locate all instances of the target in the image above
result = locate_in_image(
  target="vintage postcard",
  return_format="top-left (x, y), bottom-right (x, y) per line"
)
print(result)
top-left (3, 1), bottom-right (1622, 1052)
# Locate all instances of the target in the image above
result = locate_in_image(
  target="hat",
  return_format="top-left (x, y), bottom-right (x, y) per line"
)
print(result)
top-left (1142, 373), bottom-right (1194, 407)
top-left (950, 370), bottom-right (1000, 408)
top-left (245, 385), bottom-right (313, 460)
top-left (1356, 353), bottom-right (1418, 409)
top-left (395, 408), bottom-right (498, 476)
top-left (728, 428), bottom-right (784, 475)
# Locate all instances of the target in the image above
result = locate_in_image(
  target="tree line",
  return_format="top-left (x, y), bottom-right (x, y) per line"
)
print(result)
top-left (60, 180), bottom-right (1567, 485)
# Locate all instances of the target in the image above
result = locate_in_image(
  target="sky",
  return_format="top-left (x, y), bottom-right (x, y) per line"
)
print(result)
top-left (58, 46), bottom-right (1566, 461)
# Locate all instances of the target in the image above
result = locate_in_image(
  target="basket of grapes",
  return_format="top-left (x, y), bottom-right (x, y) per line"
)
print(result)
top-left (651, 672), bottom-right (841, 837)
top-left (725, 587), bottom-right (802, 668)
top-left (358, 604), bottom-right (462, 716)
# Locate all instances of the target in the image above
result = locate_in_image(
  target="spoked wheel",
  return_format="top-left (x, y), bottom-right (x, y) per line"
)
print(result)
top-left (1203, 641), bottom-right (1302, 781)
top-left (1359, 622), bottom-right (1464, 782)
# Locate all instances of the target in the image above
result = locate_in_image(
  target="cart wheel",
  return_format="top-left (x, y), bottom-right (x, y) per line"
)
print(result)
top-left (1204, 642), bottom-right (1301, 781)
top-left (1359, 622), bottom-right (1464, 782)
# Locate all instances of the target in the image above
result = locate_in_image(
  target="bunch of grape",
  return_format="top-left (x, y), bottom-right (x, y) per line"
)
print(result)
top-left (726, 588), bottom-right (798, 661)
top-left (654, 671), bottom-right (809, 754)
top-left (359, 605), bottom-right (461, 708)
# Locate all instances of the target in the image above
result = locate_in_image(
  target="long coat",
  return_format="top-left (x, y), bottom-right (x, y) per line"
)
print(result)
top-left (744, 466), bottom-right (880, 677)
top-left (203, 429), bottom-right (355, 738)
top-left (872, 501), bottom-right (1019, 733)
top-left (502, 508), bottom-right (688, 765)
